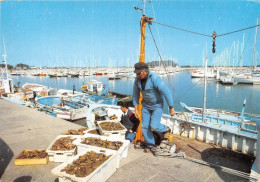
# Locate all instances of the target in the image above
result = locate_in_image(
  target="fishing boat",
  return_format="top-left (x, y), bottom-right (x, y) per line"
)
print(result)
top-left (81, 79), bottom-right (133, 106)
top-left (36, 96), bottom-right (89, 121)
top-left (0, 43), bottom-right (34, 104)
top-left (180, 100), bottom-right (260, 124)
top-left (57, 89), bottom-right (84, 97)
top-left (85, 103), bottom-right (257, 155)
top-left (22, 83), bottom-right (48, 96)
top-left (36, 89), bottom-right (118, 121)
top-left (71, 93), bottom-right (117, 105)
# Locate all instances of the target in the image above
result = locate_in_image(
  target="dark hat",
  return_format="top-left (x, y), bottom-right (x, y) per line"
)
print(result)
top-left (134, 62), bottom-right (149, 73)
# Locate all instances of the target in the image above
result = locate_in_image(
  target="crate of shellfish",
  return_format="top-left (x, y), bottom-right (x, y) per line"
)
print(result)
top-left (14, 149), bottom-right (49, 166)
top-left (97, 120), bottom-right (127, 140)
top-left (46, 135), bottom-right (79, 162)
top-left (51, 147), bottom-right (118, 182)
top-left (83, 128), bottom-right (101, 136)
top-left (74, 133), bottom-right (130, 168)
top-left (62, 128), bottom-right (88, 136)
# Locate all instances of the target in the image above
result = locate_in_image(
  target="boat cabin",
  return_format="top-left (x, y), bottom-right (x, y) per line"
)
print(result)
top-left (82, 80), bottom-right (103, 95)
top-left (0, 77), bottom-right (14, 93)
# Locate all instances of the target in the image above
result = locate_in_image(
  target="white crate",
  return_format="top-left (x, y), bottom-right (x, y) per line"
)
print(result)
top-left (83, 128), bottom-right (101, 136)
top-left (74, 134), bottom-right (130, 168)
top-left (97, 120), bottom-right (127, 139)
top-left (52, 147), bottom-right (118, 182)
top-left (46, 135), bottom-right (79, 163)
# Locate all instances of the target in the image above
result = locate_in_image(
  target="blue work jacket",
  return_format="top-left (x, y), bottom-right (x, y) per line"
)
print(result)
top-left (102, 87), bottom-right (108, 95)
top-left (133, 71), bottom-right (174, 110)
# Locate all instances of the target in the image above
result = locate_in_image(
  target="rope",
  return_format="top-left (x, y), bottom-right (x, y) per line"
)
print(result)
top-left (153, 21), bottom-right (212, 37)
top-left (178, 76), bottom-right (203, 100)
top-left (150, 1), bottom-right (163, 50)
top-left (153, 21), bottom-right (260, 38)
top-left (218, 24), bottom-right (260, 37)
top-left (148, 24), bottom-right (183, 111)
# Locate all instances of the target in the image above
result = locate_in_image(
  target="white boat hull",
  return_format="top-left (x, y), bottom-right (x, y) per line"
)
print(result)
top-left (86, 104), bottom-right (257, 156)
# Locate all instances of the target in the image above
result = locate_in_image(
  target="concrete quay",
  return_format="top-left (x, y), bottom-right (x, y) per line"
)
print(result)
top-left (0, 98), bottom-right (251, 182)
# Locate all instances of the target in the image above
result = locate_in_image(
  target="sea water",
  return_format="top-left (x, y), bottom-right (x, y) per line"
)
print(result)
top-left (11, 70), bottom-right (260, 116)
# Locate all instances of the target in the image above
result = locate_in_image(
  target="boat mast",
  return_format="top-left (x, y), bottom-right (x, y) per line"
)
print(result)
top-left (134, 0), bottom-right (154, 142)
top-left (2, 37), bottom-right (9, 80)
top-left (252, 17), bottom-right (259, 71)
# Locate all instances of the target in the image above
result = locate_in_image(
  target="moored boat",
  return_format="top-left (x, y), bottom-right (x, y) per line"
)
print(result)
top-left (85, 103), bottom-right (257, 156)
top-left (36, 96), bottom-right (88, 121)
top-left (81, 79), bottom-right (133, 106)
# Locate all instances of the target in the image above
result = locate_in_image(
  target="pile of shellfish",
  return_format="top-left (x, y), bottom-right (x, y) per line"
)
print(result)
top-left (99, 122), bottom-right (124, 131)
top-left (51, 137), bottom-right (76, 151)
top-left (61, 151), bottom-right (111, 177)
top-left (86, 129), bottom-right (100, 135)
top-left (16, 150), bottom-right (47, 159)
top-left (62, 128), bottom-right (88, 135)
top-left (81, 137), bottom-right (123, 150)
top-left (109, 115), bottom-right (118, 120)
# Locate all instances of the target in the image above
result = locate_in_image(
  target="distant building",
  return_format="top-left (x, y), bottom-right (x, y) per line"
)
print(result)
top-left (147, 60), bottom-right (178, 67)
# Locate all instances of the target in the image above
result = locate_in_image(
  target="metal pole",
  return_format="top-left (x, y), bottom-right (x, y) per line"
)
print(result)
top-left (252, 17), bottom-right (259, 71)
top-left (202, 58), bottom-right (207, 123)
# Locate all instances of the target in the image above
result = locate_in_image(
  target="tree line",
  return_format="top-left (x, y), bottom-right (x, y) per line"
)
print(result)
top-left (0, 63), bottom-right (30, 70)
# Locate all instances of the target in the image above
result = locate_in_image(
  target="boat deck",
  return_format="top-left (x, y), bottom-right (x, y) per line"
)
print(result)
top-left (0, 98), bottom-right (256, 182)
top-left (172, 135), bottom-right (254, 173)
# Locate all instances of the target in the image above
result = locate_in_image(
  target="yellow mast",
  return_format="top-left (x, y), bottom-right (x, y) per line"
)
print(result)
top-left (134, 6), bottom-right (154, 142)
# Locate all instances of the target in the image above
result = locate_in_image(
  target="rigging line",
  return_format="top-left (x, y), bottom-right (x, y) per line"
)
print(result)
top-left (148, 24), bottom-right (183, 110)
top-left (153, 21), bottom-right (212, 37)
top-left (178, 76), bottom-right (203, 100)
top-left (218, 24), bottom-right (260, 37)
top-left (150, 1), bottom-right (163, 50)
top-left (154, 21), bottom-right (260, 38)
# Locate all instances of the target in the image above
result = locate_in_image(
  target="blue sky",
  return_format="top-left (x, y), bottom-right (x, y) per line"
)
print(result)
top-left (0, 0), bottom-right (259, 67)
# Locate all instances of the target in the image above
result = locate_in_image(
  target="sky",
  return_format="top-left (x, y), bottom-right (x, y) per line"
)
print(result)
top-left (0, 0), bottom-right (260, 67)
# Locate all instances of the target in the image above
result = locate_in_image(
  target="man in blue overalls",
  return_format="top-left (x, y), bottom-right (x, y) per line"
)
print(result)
top-left (101, 85), bottom-right (108, 96)
top-left (133, 62), bottom-right (175, 152)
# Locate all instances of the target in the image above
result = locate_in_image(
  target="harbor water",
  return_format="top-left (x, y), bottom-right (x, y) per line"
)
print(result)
top-left (12, 70), bottom-right (260, 117)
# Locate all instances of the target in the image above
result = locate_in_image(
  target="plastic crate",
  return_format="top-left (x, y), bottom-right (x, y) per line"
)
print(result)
top-left (46, 135), bottom-right (79, 163)
top-left (14, 150), bottom-right (49, 166)
top-left (51, 147), bottom-right (118, 182)
top-left (74, 134), bottom-right (130, 168)
top-left (97, 120), bottom-right (127, 140)
top-left (83, 128), bottom-right (101, 136)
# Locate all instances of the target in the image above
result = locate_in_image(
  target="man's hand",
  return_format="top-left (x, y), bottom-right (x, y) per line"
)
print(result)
top-left (129, 130), bottom-right (133, 133)
top-left (169, 107), bottom-right (175, 116)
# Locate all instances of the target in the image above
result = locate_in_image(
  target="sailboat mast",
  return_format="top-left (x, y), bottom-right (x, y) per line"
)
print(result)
top-left (3, 37), bottom-right (9, 79)
top-left (252, 17), bottom-right (259, 71)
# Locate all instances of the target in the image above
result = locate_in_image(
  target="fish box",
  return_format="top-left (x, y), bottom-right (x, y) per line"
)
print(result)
top-left (46, 135), bottom-right (79, 163)
top-left (83, 128), bottom-right (101, 136)
top-left (14, 150), bottom-right (49, 166)
top-left (97, 120), bottom-right (127, 140)
top-left (51, 147), bottom-right (117, 182)
top-left (74, 133), bottom-right (130, 168)
top-left (62, 128), bottom-right (88, 136)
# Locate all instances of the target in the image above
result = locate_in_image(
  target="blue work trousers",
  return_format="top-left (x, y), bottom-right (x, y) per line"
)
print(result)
top-left (141, 107), bottom-right (166, 147)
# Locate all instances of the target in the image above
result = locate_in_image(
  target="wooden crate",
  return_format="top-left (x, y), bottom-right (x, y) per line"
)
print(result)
top-left (14, 150), bottom-right (49, 166)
